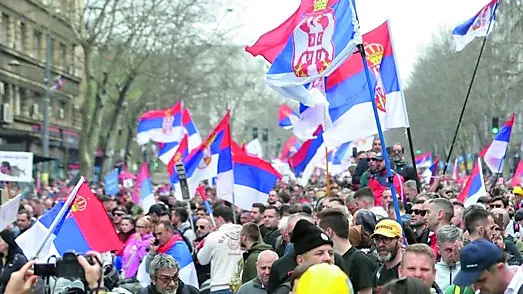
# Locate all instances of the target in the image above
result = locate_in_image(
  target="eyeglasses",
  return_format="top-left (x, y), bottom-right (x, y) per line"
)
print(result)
top-left (490, 204), bottom-right (503, 209)
top-left (411, 209), bottom-right (426, 216)
top-left (113, 213), bottom-right (125, 216)
top-left (157, 275), bottom-right (179, 284)
top-left (136, 226), bottom-right (148, 229)
top-left (392, 150), bottom-right (402, 154)
top-left (197, 225), bottom-right (206, 230)
top-left (372, 236), bottom-right (397, 245)
top-left (367, 158), bottom-right (378, 162)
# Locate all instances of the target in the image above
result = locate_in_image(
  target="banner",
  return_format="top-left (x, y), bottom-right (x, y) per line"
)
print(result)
top-left (104, 169), bottom-right (120, 196)
top-left (0, 151), bottom-right (33, 182)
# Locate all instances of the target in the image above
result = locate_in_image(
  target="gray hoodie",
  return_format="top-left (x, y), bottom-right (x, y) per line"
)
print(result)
top-left (197, 223), bottom-right (243, 292)
top-left (435, 260), bottom-right (460, 291)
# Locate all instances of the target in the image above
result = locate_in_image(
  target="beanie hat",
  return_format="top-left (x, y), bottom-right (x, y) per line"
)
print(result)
top-left (290, 219), bottom-right (333, 256)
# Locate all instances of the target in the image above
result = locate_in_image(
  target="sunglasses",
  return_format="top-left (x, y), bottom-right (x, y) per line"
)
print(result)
top-left (114, 213), bottom-right (126, 216)
top-left (411, 209), bottom-right (426, 216)
top-left (367, 158), bottom-right (378, 162)
top-left (490, 204), bottom-right (503, 209)
top-left (197, 225), bottom-right (206, 230)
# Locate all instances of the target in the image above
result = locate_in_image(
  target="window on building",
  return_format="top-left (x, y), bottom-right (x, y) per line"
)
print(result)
top-left (15, 87), bottom-right (24, 116)
top-left (34, 30), bottom-right (42, 59)
top-left (59, 43), bottom-right (67, 69)
top-left (20, 22), bottom-right (27, 52)
top-left (1, 14), bottom-right (9, 44)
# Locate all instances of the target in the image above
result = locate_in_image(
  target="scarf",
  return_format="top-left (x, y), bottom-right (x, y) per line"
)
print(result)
top-left (158, 235), bottom-right (182, 254)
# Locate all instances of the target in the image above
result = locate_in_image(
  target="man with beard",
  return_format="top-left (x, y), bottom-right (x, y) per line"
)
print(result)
top-left (140, 254), bottom-right (199, 294)
top-left (251, 203), bottom-right (268, 238)
top-left (371, 219), bottom-right (404, 292)
top-left (435, 225), bottom-right (463, 290)
top-left (464, 207), bottom-right (497, 243)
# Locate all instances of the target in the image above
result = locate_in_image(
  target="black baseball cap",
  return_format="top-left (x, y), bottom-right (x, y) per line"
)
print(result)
top-left (147, 203), bottom-right (168, 215)
top-left (454, 239), bottom-right (503, 286)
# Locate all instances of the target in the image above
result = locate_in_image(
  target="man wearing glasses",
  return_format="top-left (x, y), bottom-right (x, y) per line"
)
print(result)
top-left (410, 199), bottom-right (430, 244)
top-left (140, 254), bottom-right (199, 294)
top-left (371, 219), bottom-right (404, 292)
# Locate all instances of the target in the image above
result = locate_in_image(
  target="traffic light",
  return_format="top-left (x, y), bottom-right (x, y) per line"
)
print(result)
top-left (416, 148), bottom-right (422, 155)
top-left (491, 117), bottom-right (499, 134)
top-left (262, 128), bottom-right (269, 142)
top-left (252, 127), bottom-right (258, 139)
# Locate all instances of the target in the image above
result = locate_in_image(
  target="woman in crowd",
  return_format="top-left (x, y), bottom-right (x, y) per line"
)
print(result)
top-left (121, 217), bottom-right (153, 279)
top-left (0, 230), bottom-right (27, 293)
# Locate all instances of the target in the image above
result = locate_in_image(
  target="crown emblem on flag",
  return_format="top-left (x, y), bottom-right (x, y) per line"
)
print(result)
top-left (364, 43), bottom-right (384, 66)
top-left (69, 196), bottom-right (87, 216)
top-left (173, 152), bottom-right (182, 163)
top-left (313, 0), bottom-right (328, 11)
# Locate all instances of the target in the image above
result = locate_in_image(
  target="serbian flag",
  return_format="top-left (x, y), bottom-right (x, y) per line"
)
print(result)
top-left (452, 0), bottom-right (499, 52)
top-left (289, 127), bottom-right (327, 186)
top-left (458, 158), bottom-right (486, 207)
top-left (133, 163), bottom-right (155, 212)
top-left (229, 145), bottom-right (282, 210)
top-left (278, 105), bottom-right (300, 129)
top-left (512, 161), bottom-right (523, 187)
top-left (415, 152), bottom-right (432, 168)
top-left (173, 113), bottom-right (233, 201)
top-left (422, 156), bottom-right (439, 185)
top-left (255, 0), bottom-right (362, 107)
top-left (16, 182), bottom-right (122, 260)
top-left (136, 101), bottom-right (183, 145)
top-left (329, 142), bottom-right (351, 175)
top-left (158, 108), bottom-right (202, 164)
top-left (281, 136), bottom-right (302, 161)
top-left (483, 113), bottom-right (515, 173)
top-left (320, 21), bottom-right (409, 147)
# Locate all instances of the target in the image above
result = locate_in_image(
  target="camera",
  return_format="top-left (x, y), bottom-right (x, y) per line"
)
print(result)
top-left (153, 235), bottom-right (160, 246)
top-left (34, 252), bottom-right (95, 278)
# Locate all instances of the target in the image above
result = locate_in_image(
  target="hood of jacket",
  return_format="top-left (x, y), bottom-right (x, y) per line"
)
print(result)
top-left (246, 242), bottom-right (273, 257)
top-left (218, 223), bottom-right (242, 240)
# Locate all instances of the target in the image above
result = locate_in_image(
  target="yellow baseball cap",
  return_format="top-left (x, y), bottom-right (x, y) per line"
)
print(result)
top-left (370, 219), bottom-right (403, 239)
top-left (513, 186), bottom-right (523, 195)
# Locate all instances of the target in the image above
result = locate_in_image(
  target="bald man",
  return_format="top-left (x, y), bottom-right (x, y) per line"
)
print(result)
top-left (491, 208), bottom-right (523, 264)
top-left (237, 250), bottom-right (279, 294)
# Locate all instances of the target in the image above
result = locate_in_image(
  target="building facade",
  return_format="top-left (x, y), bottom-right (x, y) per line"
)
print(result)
top-left (0, 0), bottom-right (83, 179)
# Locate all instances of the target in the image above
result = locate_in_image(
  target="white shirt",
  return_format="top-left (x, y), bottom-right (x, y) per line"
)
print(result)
top-left (505, 265), bottom-right (523, 294)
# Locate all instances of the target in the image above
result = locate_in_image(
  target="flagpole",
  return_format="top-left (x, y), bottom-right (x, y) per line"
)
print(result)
top-left (443, 1), bottom-right (501, 175)
top-left (32, 176), bottom-right (85, 259)
top-left (386, 19), bottom-right (421, 193)
top-left (357, 44), bottom-right (404, 232)
top-left (325, 147), bottom-right (331, 197)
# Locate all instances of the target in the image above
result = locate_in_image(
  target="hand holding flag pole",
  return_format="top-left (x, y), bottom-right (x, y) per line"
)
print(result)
top-left (32, 176), bottom-right (85, 260)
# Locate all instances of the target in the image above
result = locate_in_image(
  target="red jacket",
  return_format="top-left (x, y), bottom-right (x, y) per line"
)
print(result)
top-left (368, 170), bottom-right (404, 206)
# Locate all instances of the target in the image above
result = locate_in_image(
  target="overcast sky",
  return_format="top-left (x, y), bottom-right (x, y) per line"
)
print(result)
top-left (220, 0), bottom-right (491, 83)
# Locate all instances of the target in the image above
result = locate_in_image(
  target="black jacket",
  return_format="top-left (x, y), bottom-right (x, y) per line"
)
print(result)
top-left (352, 159), bottom-right (368, 185)
top-left (267, 250), bottom-right (348, 294)
top-left (139, 281), bottom-right (200, 294)
top-left (0, 230), bottom-right (27, 294)
top-left (395, 163), bottom-right (418, 183)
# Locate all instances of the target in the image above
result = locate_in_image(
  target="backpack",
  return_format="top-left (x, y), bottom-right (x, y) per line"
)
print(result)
top-left (177, 227), bottom-right (194, 253)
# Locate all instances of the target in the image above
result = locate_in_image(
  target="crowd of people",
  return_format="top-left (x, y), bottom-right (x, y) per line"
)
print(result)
top-left (1, 141), bottom-right (523, 293)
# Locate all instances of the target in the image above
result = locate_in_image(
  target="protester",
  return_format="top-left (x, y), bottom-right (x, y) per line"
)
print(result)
top-left (197, 206), bottom-right (242, 294)
top-left (0, 230), bottom-right (27, 293)
top-left (239, 223), bottom-right (273, 283)
top-left (140, 254), bottom-right (199, 294)
top-left (371, 219), bottom-right (404, 291)
top-left (122, 217), bottom-right (154, 279)
top-left (236, 250), bottom-right (278, 294)
top-left (399, 243), bottom-right (443, 294)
